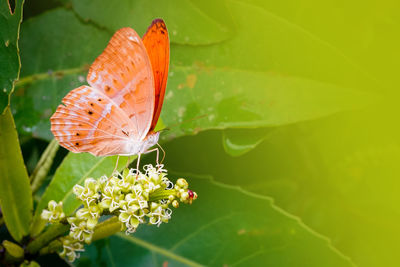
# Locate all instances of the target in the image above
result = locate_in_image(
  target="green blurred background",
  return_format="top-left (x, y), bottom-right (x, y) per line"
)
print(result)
top-left (3, 0), bottom-right (400, 266)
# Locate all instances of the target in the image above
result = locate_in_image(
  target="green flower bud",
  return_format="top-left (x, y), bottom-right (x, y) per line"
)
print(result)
top-left (84, 232), bottom-right (93, 244)
top-left (180, 191), bottom-right (189, 202)
top-left (59, 236), bottom-right (84, 262)
top-left (84, 178), bottom-right (97, 190)
top-left (41, 210), bottom-right (51, 220)
top-left (176, 178), bottom-right (188, 189)
top-left (88, 204), bottom-right (102, 218)
top-left (119, 199), bottom-right (128, 208)
top-left (129, 216), bottom-right (140, 228)
top-left (99, 198), bottom-right (111, 210)
top-left (119, 212), bottom-right (130, 223)
top-left (86, 218), bottom-right (98, 230)
top-left (150, 202), bottom-right (159, 211)
top-left (76, 208), bottom-right (90, 220)
top-left (142, 190), bottom-right (149, 200)
top-left (129, 203), bottom-right (140, 212)
top-left (73, 185), bottom-right (84, 197)
top-left (149, 216), bottom-right (158, 225)
top-left (41, 200), bottom-right (65, 223)
top-left (172, 200), bottom-right (179, 208)
top-left (125, 193), bottom-right (135, 202)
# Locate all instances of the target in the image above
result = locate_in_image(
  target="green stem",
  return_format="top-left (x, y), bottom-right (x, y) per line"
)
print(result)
top-left (39, 240), bottom-right (63, 256)
top-left (92, 217), bottom-right (122, 242)
top-left (30, 139), bottom-right (59, 194)
top-left (149, 189), bottom-right (176, 202)
top-left (26, 224), bottom-right (69, 255)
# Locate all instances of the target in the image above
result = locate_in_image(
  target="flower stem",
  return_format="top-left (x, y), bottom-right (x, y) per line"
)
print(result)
top-left (30, 139), bottom-right (59, 194)
top-left (92, 217), bottom-right (122, 242)
top-left (39, 240), bottom-right (63, 255)
top-left (149, 189), bottom-right (176, 202)
top-left (26, 224), bottom-right (69, 255)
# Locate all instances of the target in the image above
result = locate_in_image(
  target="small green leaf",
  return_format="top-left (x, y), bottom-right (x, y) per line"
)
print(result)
top-left (0, 0), bottom-right (24, 113)
top-left (0, 107), bottom-right (32, 241)
top-left (222, 128), bottom-right (272, 157)
top-left (71, 0), bottom-right (233, 45)
top-left (30, 152), bottom-right (131, 236)
top-left (78, 175), bottom-right (354, 266)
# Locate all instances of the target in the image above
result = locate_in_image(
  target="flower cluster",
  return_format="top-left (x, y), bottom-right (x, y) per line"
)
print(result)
top-left (41, 164), bottom-right (197, 262)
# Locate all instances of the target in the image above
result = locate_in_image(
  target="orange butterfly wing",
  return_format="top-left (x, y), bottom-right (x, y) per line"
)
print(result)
top-left (51, 86), bottom-right (135, 156)
top-left (142, 19), bottom-right (170, 132)
top-left (87, 27), bottom-right (155, 140)
top-left (51, 27), bottom-right (156, 156)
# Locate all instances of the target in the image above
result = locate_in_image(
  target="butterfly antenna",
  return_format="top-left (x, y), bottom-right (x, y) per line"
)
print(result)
top-left (160, 114), bottom-right (209, 132)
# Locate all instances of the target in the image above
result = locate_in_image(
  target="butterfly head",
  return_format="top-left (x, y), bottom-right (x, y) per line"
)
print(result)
top-left (144, 131), bottom-right (160, 148)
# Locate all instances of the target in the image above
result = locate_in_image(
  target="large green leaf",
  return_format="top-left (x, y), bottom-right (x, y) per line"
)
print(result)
top-left (31, 152), bottom-right (130, 236)
top-left (77, 175), bottom-right (354, 266)
top-left (71, 0), bottom-right (233, 45)
top-left (162, 104), bottom-right (400, 267)
top-left (244, 0), bottom-right (399, 92)
top-left (170, 0), bottom-right (375, 90)
top-left (160, 68), bottom-right (373, 139)
top-left (0, 0), bottom-right (24, 113)
top-left (13, 6), bottom-right (373, 141)
top-left (13, 8), bottom-right (110, 140)
top-left (0, 107), bottom-right (32, 242)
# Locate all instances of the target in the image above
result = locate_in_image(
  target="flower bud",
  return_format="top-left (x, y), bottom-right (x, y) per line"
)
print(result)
top-left (76, 208), bottom-right (90, 220)
top-left (84, 233), bottom-right (92, 244)
top-left (99, 199), bottom-right (111, 210)
top-left (129, 216), bottom-right (140, 228)
top-left (176, 178), bottom-right (188, 189)
top-left (180, 191), bottom-right (189, 202)
top-left (73, 185), bottom-right (84, 197)
top-left (86, 218), bottom-right (98, 230)
top-left (150, 202), bottom-right (159, 211)
top-left (41, 210), bottom-right (51, 220)
top-left (41, 201), bottom-right (65, 223)
top-left (172, 200), bottom-right (179, 208)
top-left (84, 178), bottom-right (97, 189)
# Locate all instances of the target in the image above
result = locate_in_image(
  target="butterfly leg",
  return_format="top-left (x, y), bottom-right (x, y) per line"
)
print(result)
top-left (136, 153), bottom-right (142, 172)
top-left (111, 155), bottom-right (120, 178)
top-left (125, 156), bottom-right (131, 169)
top-left (143, 148), bottom-right (159, 166)
top-left (156, 143), bottom-right (166, 164)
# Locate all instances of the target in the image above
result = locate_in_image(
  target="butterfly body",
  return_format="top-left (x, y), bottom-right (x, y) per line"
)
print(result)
top-left (122, 131), bottom-right (160, 156)
top-left (51, 20), bottom-right (169, 157)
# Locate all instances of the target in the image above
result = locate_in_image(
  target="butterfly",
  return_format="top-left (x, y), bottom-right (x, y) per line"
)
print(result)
top-left (50, 19), bottom-right (169, 164)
